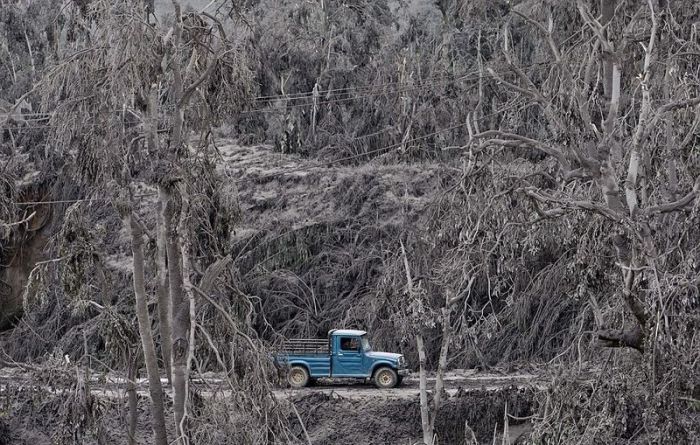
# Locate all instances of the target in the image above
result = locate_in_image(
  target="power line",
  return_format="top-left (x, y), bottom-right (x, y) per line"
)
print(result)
top-left (4, 73), bottom-right (444, 119)
top-left (240, 102), bottom-right (521, 181)
top-left (2, 60), bottom-right (555, 123)
top-left (2, 122), bottom-right (125, 131)
top-left (3, 79), bottom-right (457, 126)
top-left (239, 77), bottom-right (474, 114)
top-left (243, 69), bottom-right (524, 114)
top-left (3, 76), bottom-right (460, 123)
top-left (0, 106), bottom-right (175, 119)
top-left (252, 60), bottom-right (554, 102)
top-left (244, 63), bottom-right (551, 112)
top-left (14, 193), bottom-right (157, 206)
top-left (248, 60), bottom-right (551, 102)
top-left (3, 75), bottom-right (452, 120)
top-left (252, 71), bottom-right (473, 102)
top-left (9, 121), bottom-right (473, 203)
top-left (14, 198), bottom-right (102, 205)
top-left (10, 104), bottom-right (519, 204)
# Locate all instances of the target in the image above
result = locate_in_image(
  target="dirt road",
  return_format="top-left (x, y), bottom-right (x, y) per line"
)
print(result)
top-left (0, 367), bottom-right (546, 400)
top-left (274, 369), bottom-right (546, 400)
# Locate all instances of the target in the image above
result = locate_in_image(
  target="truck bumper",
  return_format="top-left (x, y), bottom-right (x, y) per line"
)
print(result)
top-left (398, 368), bottom-right (410, 377)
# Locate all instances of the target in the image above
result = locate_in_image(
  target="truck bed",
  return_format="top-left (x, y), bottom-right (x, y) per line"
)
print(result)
top-left (278, 338), bottom-right (331, 377)
top-left (282, 338), bottom-right (329, 354)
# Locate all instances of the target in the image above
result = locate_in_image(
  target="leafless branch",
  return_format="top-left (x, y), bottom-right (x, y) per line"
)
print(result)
top-left (645, 177), bottom-right (700, 215)
top-left (521, 187), bottom-right (623, 221)
top-left (0, 211), bottom-right (35, 228)
top-left (472, 130), bottom-right (567, 165)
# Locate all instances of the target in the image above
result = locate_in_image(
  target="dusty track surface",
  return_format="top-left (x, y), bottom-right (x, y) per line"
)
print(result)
top-left (275, 369), bottom-right (546, 400)
top-left (0, 367), bottom-right (546, 400)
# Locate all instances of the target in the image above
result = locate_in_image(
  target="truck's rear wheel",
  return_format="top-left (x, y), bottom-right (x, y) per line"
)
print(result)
top-left (374, 367), bottom-right (398, 389)
top-left (288, 366), bottom-right (310, 388)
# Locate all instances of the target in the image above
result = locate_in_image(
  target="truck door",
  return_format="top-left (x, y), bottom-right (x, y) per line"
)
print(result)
top-left (331, 336), bottom-right (365, 377)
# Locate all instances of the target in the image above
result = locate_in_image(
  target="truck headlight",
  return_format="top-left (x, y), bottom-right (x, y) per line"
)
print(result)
top-left (398, 356), bottom-right (405, 367)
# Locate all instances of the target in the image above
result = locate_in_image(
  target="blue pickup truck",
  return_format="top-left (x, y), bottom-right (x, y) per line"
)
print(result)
top-left (277, 329), bottom-right (409, 388)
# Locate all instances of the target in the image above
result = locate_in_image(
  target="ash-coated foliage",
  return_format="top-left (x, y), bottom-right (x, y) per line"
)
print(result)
top-left (1, 0), bottom-right (699, 443)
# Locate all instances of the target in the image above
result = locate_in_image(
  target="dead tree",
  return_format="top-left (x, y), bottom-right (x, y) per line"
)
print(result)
top-left (165, 2), bottom-right (232, 441)
top-left (30, 1), bottom-right (226, 440)
top-left (115, 191), bottom-right (169, 445)
top-left (399, 241), bottom-right (470, 445)
top-left (472, 0), bottom-right (700, 354)
top-left (146, 86), bottom-right (174, 384)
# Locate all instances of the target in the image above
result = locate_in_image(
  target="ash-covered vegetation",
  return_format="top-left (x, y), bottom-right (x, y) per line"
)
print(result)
top-left (1, 0), bottom-right (699, 444)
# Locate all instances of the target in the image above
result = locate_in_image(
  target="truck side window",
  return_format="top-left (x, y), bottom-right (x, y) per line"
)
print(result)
top-left (340, 337), bottom-right (359, 351)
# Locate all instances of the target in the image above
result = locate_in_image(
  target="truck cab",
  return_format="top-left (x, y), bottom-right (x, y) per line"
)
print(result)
top-left (278, 329), bottom-right (409, 389)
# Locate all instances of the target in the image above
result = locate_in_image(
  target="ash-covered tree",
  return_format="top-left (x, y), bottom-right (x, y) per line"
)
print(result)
top-left (473, 0), bottom-right (699, 352)
top-left (37, 2), bottom-right (172, 442)
top-left (469, 0), bottom-right (699, 440)
top-left (33, 0), bottom-right (256, 443)
top-left (394, 240), bottom-right (464, 445)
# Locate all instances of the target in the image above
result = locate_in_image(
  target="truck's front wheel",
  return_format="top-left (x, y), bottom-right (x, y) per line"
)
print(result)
top-left (288, 366), bottom-right (310, 388)
top-left (374, 367), bottom-right (398, 389)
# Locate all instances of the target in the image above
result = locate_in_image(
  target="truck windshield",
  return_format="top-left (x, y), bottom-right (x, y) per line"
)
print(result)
top-left (361, 336), bottom-right (371, 351)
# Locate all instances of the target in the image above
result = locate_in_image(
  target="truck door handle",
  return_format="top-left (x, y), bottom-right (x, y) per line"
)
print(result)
top-left (337, 353), bottom-right (343, 356)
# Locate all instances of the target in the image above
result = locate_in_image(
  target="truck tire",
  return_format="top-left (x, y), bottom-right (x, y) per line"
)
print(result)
top-left (288, 365), bottom-right (310, 388)
top-left (374, 367), bottom-right (398, 389)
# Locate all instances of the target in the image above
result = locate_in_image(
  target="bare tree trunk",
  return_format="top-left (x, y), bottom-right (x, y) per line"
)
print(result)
top-left (167, 4), bottom-right (190, 442)
top-left (126, 356), bottom-right (138, 445)
top-left (165, 3), bottom-right (225, 441)
top-left (149, 85), bottom-right (173, 384)
top-left (156, 195), bottom-right (172, 383)
top-left (311, 81), bottom-right (319, 142)
top-left (429, 306), bottom-right (451, 437)
top-left (401, 241), bottom-right (434, 445)
top-left (176, 182), bottom-right (196, 444)
top-left (599, 0), bottom-right (621, 162)
top-left (416, 333), bottom-right (433, 445)
top-left (601, 0), bottom-right (616, 99)
top-left (162, 183), bottom-right (190, 445)
top-left (122, 208), bottom-right (169, 445)
top-left (599, 2), bottom-right (659, 352)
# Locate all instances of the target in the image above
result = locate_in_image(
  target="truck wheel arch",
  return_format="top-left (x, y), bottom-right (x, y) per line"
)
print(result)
top-left (288, 361), bottom-right (310, 371)
top-left (370, 361), bottom-right (397, 377)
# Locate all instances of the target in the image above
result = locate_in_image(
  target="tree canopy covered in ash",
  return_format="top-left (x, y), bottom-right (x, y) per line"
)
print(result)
top-left (0, 0), bottom-right (698, 444)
